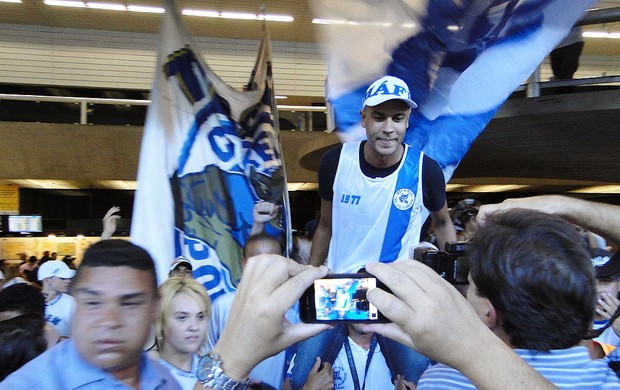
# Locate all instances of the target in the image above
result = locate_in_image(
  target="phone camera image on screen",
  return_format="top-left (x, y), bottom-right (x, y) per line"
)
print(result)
top-left (313, 276), bottom-right (379, 321)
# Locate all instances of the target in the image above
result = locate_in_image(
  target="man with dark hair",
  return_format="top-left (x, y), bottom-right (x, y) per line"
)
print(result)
top-left (0, 283), bottom-right (60, 347)
top-left (417, 209), bottom-right (620, 388)
top-left (2, 239), bottom-right (180, 389)
top-left (0, 283), bottom-right (46, 320)
top-left (309, 75), bottom-right (455, 273)
top-left (305, 75), bottom-right (453, 385)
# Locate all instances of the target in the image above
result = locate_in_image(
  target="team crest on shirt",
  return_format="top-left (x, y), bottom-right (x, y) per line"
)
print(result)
top-left (393, 188), bottom-right (415, 210)
top-left (333, 365), bottom-right (347, 388)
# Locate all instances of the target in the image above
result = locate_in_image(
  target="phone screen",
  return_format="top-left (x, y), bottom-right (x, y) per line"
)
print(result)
top-left (299, 273), bottom-right (390, 323)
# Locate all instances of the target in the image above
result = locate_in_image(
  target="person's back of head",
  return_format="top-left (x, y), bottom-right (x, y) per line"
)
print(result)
top-left (243, 232), bottom-right (283, 260)
top-left (0, 284), bottom-right (45, 320)
top-left (0, 313), bottom-right (47, 381)
top-left (468, 209), bottom-right (595, 351)
top-left (75, 239), bottom-right (157, 293)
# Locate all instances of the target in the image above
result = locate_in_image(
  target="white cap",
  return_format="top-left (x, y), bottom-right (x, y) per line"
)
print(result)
top-left (38, 260), bottom-right (76, 280)
top-left (362, 76), bottom-right (417, 109)
top-left (169, 256), bottom-right (192, 272)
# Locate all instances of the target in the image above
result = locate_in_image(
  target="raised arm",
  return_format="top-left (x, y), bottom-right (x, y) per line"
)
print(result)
top-left (101, 206), bottom-right (120, 240)
top-left (249, 201), bottom-right (280, 236)
top-left (430, 201), bottom-right (457, 250)
top-left (478, 195), bottom-right (620, 245)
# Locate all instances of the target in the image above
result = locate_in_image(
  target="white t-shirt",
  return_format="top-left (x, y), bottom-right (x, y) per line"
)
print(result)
top-left (159, 354), bottom-right (199, 390)
top-left (45, 293), bottom-right (75, 337)
top-left (331, 337), bottom-right (392, 390)
top-left (287, 337), bottom-right (393, 389)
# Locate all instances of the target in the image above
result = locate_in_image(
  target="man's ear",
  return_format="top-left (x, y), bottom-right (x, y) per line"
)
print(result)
top-left (481, 298), bottom-right (499, 330)
top-left (360, 110), bottom-right (366, 127)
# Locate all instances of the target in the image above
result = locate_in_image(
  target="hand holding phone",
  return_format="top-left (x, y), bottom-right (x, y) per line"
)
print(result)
top-left (299, 273), bottom-right (391, 323)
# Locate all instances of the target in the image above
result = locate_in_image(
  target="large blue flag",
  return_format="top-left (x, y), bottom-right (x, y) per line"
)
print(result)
top-left (313, 0), bottom-right (597, 180)
top-left (131, 0), bottom-right (288, 300)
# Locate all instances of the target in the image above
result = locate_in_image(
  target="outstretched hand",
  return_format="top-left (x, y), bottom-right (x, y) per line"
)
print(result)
top-left (101, 206), bottom-right (121, 240)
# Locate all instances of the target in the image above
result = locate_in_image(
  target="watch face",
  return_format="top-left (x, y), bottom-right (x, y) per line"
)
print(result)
top-left (197, 354), bottom-right (218, 381)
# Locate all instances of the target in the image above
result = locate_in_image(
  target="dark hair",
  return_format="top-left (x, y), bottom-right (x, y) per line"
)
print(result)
top-left (243, 232), bottom-right (282, 259)
top-left (75, 239), bottom-right (157, 293)
top-left (28, 256), bottom-right (37, 264)
top-left (0, 313), bottom-right (47, 381)
top-left (469, 209), bottom-right (595, 351)
top-left (0, 284), bottom-right (46, 318)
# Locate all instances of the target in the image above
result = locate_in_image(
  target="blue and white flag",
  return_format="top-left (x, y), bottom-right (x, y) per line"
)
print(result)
top-left (131, 0), bottom-right (288, 300)
top-left (313, 0), bottom-right (596, 180)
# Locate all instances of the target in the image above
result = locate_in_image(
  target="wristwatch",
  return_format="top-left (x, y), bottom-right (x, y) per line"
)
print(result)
top-left (196, 352), bottom-right (250, 390)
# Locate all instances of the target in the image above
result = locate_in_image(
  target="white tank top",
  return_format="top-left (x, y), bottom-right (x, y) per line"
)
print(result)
top-left (327, 141), bottom-right (426, 273)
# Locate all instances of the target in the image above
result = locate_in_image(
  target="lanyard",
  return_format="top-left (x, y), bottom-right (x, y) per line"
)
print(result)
top-left (344, 335), bottom-right (377, 390)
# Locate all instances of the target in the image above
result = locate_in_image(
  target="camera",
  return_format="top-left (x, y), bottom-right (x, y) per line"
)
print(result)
top-left (299, 273), bottom-right (391, 324)
top-left (412, 241), bottom-right (470, 285)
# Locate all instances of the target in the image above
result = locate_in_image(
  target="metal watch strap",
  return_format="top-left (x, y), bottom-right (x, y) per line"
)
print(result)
top-left (197, 352), bottom-right (250, 390)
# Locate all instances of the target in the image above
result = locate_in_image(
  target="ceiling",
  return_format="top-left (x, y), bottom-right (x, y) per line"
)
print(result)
top-left (1, 0), bottom-right (619, 197)
top-left (1, 0), bottom-right (619, 49)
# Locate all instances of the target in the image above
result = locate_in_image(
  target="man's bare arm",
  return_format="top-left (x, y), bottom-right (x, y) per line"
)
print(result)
top-left (308, 199), bottom-right (333, 267)
top-left (430, 202), bottom-right (457, 250)
top-left (478, 195), bottom-right (620, 246)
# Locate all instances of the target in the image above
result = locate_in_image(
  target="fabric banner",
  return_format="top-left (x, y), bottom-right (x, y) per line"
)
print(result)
top-left (131, 0), bottom-right (288, 301)
top-left (313, 0), bottom-right (597, 180)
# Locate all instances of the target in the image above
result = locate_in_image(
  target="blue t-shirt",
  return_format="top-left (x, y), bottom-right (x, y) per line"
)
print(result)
top-left (1, 339), bottom-right (181, 389)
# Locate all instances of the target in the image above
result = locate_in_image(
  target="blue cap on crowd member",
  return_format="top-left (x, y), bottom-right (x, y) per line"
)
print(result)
top-left (362, 75), bottom-right (418, 109)
top-left (590, 248), bottom-right (620, 278)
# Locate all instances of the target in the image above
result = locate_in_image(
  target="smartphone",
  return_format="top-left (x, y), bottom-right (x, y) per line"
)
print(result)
top-left (299, 273), bottom-right (391, 323)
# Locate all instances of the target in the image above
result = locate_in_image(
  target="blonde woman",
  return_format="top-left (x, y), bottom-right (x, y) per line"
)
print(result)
top-left (149, 277), bottom-right (210, 389)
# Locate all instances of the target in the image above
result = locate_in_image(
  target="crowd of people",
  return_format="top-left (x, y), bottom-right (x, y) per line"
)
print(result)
top-left (0, 74), bottom-right (619, 390)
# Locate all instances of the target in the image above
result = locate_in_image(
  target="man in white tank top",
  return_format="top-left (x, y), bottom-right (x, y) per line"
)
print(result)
top-left (309, 75), bottom-right (456, 273)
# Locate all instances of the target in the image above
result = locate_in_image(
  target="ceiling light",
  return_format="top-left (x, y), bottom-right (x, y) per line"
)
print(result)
top-left (569, 185), bottom-right (620, 193)
top-left (312, 18), bottom-right (331, 25)
top-left (582, 31), bottom-right (620, 39)
top-left (182, 9), bottom-right (219, 18)
top-left (461, 184), bottom-right (529, 193)
top-left (44, 0), bottom-right (86, 7)
top-left (259, 14), bottom-right (294, 22)
top-left (220, 12), bottom-right (257, 20)
top-left (127, 5), bottom-right (164, 13)
top-left (86, 2), bottom-right (126, 10)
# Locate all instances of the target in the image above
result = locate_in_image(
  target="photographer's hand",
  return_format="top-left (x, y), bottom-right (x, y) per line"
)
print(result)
top-left (202, 255), bottom-right (330, 386)
top-left (362, 260), bottom-right (557, 390)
